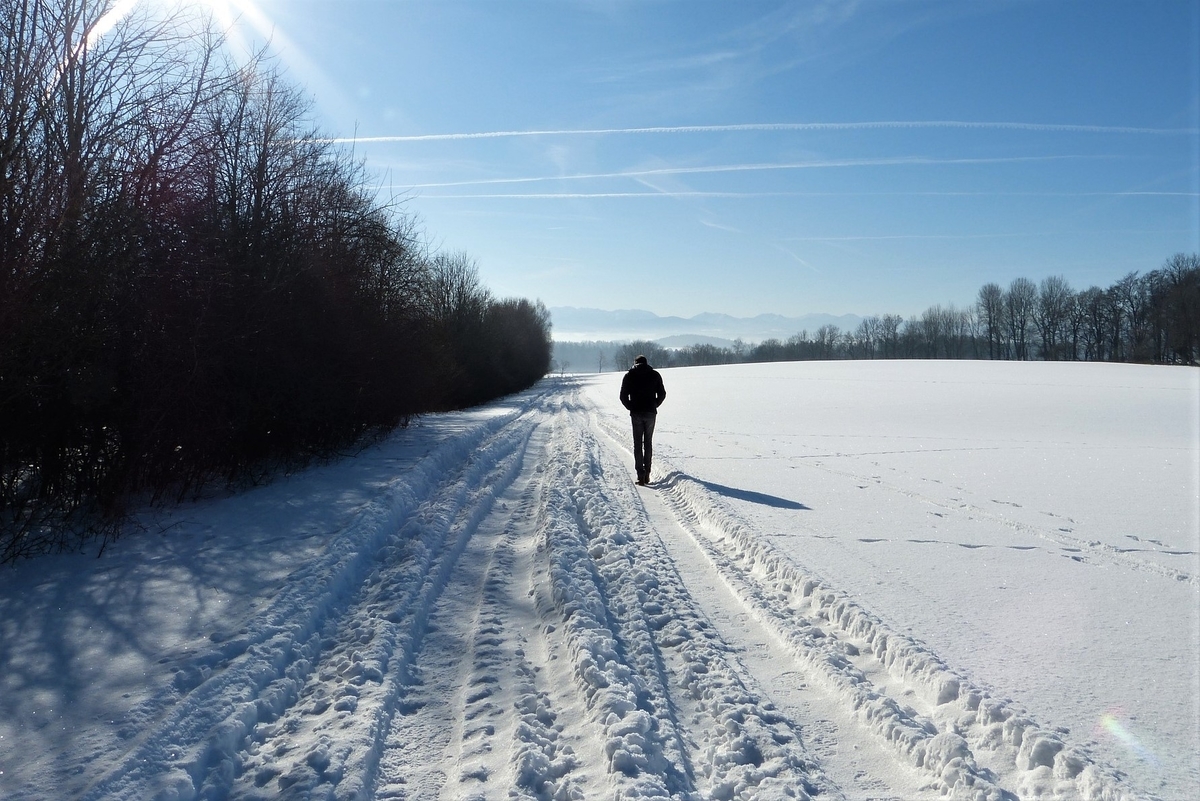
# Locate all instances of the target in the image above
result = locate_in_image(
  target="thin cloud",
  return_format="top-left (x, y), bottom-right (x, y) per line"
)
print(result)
top-left (786, 233), bottom-right (1040, 242)
top-left (780, 229), bottom-right (1192, 242)
top-left (774, 245), bottom-right (820, 273)
top-left (408, 155), bottom-right (1118, 189)
top-left (433, 191), bottom-right (817, 199)
top-left (327, 121), bottom-right (1198, 144)
top-left (415, 190), bottom-right (1200, 199)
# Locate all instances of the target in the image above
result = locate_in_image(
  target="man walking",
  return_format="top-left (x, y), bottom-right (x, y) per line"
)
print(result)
top-left (619, 355), bottom-right (666, 485)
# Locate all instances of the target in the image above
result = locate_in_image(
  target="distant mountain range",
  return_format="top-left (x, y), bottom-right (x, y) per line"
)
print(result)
top-left (550, 307), bottom-right (864, 344)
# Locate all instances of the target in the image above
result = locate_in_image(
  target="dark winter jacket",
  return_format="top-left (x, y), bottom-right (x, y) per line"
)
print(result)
top-left (619, 362), bottom-right (666, 414)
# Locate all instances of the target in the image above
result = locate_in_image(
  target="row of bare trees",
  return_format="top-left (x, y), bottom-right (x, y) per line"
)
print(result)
top-left (973, 258), bottom-right (1200, 363)
top-left (1, 1), bottom-right (551, 563)
top-left (610, 254), bottom-right (1198, 371)
top-left (781, 256), bottom-right (1197, 363)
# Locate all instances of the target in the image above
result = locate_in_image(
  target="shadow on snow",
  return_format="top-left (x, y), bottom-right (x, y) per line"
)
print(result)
top-left (657, 472), bottom-right (811, 510)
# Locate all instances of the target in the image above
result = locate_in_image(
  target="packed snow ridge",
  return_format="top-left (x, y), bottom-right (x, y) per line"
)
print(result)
top-left (1, 361), bottom-right (1196, 801)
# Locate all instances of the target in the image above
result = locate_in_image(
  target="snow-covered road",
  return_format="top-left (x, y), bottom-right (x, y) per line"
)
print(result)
top-left (1, 363), bottom-right (1196, 800)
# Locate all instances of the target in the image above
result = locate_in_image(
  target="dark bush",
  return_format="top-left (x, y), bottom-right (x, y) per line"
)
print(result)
top-left (0, 1), bottom-right (551, 563)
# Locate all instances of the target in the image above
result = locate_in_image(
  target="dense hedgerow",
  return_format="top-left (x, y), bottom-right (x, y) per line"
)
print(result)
top-left (0, 1), bottom-right (550, 563)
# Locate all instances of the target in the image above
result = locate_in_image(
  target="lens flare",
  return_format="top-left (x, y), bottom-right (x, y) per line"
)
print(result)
top-left (1099, 713), bottom-right (1159, 766)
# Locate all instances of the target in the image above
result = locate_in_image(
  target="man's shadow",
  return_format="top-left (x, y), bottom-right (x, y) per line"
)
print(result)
top-left (657, 472), bottom-right (810, 510)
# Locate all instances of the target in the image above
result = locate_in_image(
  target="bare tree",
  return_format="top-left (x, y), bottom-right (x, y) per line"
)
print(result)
top-left (1075, 286), bottom-right (1110, 361)
top-left (976, 283), bottom-right (1004, 359)
top-left (945, 305), bottom-right (974, 359)
top-left (1153, 253), bottom-right (1200, 363)
top-left (616, 341), bottom-right (669, 369)
top-left (424, 251), bottom-right (490, 323)
top-left (815, 324), bottom-right (841, 359)
top-left (877, 314), bottom-right (903, 358)
top-left (1035, 275), bottom-right (1073, 360)
top-left (1004, 277), bottom-right (1037, 360)
top-left (920, 306), bottom-right (944, 357)
top-left (1065, 290), bottom-right (1085, 361)
top-left (1112, 271), bottom-right (1152, 361)
top-left (854, 316), bottom-right (879, 359)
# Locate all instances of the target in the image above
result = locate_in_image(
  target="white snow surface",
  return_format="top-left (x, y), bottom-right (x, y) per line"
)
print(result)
top-left (0, 360), bottom-right (1196, 801)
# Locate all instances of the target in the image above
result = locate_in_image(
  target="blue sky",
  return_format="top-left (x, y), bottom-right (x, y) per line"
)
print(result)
top-left (208, 0), bottom-right (1196, 318)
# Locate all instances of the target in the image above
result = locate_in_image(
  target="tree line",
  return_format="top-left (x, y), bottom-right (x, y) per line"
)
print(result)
top-left (1, 1), bottom-right (550, 563)
top-left (605, 254), bottom-right (1198, 371)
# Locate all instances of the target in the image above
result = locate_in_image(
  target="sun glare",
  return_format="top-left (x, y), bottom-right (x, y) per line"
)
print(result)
top-left (191, 0), bottom-right (280, 59)
top-left (87, 0), bottom-right (138, 47)
top-left (90, 0), bottom-right (276, 56)
top-left (195, 0), bottom-right (244, 36)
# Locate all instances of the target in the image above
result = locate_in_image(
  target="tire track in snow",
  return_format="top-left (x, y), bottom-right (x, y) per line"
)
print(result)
top-left (80, 389), bottom-right (547, 801)
top-left (373, 409), bottom-right (592, 800)
top-left (547, 389), bottom-right (836, 800)
top-left (228, 415), bottom-right (540, 800)
top-left (590, 415), bottom-right (942, 801)
top-left (591, 405), bottom-right (1139, 801)
top-left (535, 403), bottom-right (694, 798)
top-left (74, 378), bottom-right (1155, 800)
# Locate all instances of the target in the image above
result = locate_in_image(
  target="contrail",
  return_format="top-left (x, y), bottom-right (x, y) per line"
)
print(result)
top-left (406, 155), bottom-right (1116, 188)
top-left (327, 121), bottom-right (1198, 144)
top-left (779, 230), bottom-right (1186, 242)
top-left (88, 0), bottom-right (139, 46)
top-left (414, 190), bottom-right (1200, 199)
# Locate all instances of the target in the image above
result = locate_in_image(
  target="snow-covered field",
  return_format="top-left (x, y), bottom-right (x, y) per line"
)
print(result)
top-left (0, 360), bottom-right (1196, 801)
